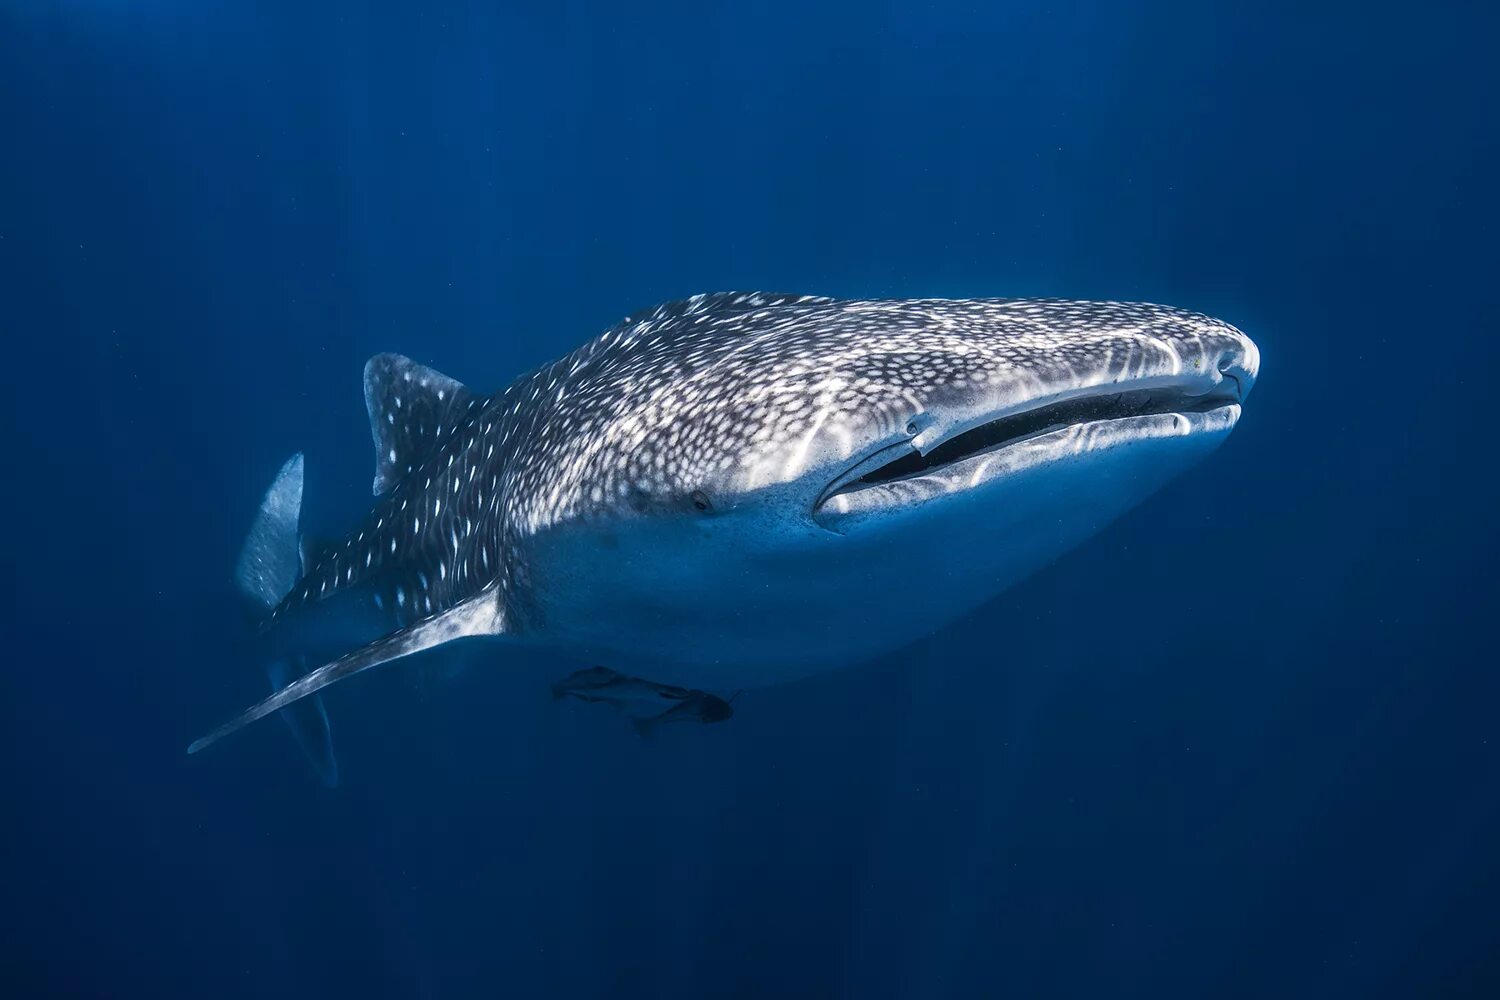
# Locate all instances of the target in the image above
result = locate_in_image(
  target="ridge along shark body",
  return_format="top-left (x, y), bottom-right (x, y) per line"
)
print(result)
top-left (191, 292), bottom-right (1260, 760)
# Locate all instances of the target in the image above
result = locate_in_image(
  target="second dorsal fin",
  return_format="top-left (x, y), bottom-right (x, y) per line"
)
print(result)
top-left (363, 353), bottom-right (475, 495)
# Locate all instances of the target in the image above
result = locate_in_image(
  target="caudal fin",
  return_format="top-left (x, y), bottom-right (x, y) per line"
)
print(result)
top-left (229, 454), bottom-right (339, 786)
top-left (267, 660), bottom-right (339, 788)
top-left (235, 454), bottom-right (306, 615)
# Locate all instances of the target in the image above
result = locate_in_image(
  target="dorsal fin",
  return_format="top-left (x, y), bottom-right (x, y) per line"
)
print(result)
top-left (363, 354), bottom-right (475, 495)
top-left (617, 291), bottom-right (836, 328)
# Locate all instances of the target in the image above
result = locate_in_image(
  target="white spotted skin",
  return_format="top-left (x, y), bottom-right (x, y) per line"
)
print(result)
top-left (261, 292), bottom-right (1259, 689)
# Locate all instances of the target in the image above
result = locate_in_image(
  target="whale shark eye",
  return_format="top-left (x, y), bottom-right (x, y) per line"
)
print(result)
top-left (906, 420), bottom-right (919, 436)
top-left (690, 489), bottom-right (712, 512)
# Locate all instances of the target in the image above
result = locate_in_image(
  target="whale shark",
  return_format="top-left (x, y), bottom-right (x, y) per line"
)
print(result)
top-left (189, 292), bottom-right (1260, 760)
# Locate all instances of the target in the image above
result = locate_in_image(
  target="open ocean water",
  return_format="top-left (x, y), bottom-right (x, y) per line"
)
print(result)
top-left (4, 2), bottom-right (1499, 997)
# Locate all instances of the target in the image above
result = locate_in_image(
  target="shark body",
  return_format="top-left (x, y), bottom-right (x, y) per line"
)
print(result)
top-left (192, 292), bottom-right (1260, 759)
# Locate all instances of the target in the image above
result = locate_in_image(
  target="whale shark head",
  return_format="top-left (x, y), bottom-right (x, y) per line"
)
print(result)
top-left (516, 293), bottom-right (1259, 683)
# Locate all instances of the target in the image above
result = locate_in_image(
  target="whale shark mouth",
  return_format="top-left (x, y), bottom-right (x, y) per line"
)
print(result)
top-left (816, 378), bottom-right (1244, 515)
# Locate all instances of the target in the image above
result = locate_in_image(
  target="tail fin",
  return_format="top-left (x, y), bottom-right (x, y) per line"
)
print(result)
top-left (235, 454), bottom-right (306, 615)
top-left (267, 660), bottom-right (339, 788)
top-left (233, 454), bottom-right (340, 787)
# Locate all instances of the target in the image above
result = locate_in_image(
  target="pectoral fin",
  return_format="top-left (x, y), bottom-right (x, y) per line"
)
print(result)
top-left (189, 587), bottom-right (504, 755)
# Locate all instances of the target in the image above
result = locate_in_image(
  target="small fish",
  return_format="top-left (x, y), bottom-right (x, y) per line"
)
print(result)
top-left (633, 690), bottom-right (735, 740)
top-left (552, 667), bottom-right (735, 737)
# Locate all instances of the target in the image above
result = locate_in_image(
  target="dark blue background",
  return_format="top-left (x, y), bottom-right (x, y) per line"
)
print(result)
top-left (4, 1), bottom-right (1498, 996)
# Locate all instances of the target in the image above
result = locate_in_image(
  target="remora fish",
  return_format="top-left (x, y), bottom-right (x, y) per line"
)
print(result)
top-left (189, 292), bottom-right (1260, 757)
top-left (552, 667), bottom-right (735, 737)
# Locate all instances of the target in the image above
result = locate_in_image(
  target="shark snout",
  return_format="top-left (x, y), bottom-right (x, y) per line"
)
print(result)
top-left (1199, 322), bottom-right (1260, 403)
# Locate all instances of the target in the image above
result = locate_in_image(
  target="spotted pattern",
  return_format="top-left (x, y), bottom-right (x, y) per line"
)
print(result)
top-left (268, 359), bottom-right (518, 629)
top-left (503, 292), bottom-right (1256, 534)
top-left (363, 353), bottom-right (477, 496)
top-left (264, 291), bottom-right (1257, 635)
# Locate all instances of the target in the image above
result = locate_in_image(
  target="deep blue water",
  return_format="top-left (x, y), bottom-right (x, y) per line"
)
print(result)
top-left (4, 2), bottom-right (1499, 996)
